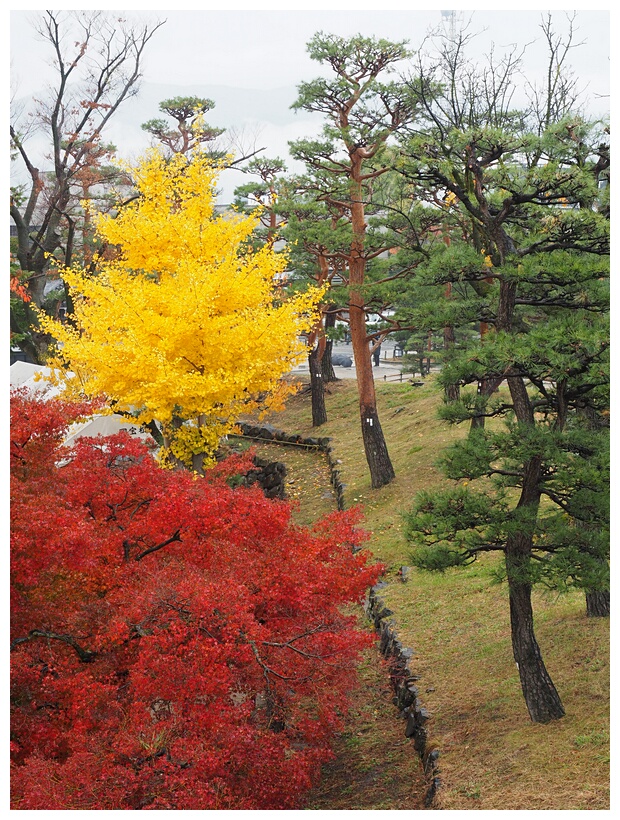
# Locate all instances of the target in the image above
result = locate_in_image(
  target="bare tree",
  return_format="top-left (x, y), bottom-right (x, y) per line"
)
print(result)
top-left (10, 10), bottom-right (164, 361)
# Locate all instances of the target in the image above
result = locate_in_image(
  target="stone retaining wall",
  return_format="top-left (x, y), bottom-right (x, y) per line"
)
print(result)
top-left (234, 420), bottom-right (440, 807)
top-left (365, 584), bottom-right (441, 807)
top-left (242, 456), bottom-right (287, 499)
top-left (234, 422), bottom-right (347, 510)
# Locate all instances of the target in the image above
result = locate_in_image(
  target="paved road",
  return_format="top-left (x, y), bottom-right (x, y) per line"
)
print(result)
top-left (292, 341), bottom-right (409, 382)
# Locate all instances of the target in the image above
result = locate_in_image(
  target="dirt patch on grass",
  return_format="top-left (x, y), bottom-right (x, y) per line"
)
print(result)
top-left (303, 649), bottom-right (427, 811)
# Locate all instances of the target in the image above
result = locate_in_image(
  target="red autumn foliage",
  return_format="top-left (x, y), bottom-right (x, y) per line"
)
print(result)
top-left (10, 276), bottom-right (31, 302)
top-left (10, 392), bottom-right (382, 810)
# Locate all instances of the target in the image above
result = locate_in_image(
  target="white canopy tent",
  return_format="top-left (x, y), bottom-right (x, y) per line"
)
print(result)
top-left (10, 361), bottom-right (59, 397)
top-left (63, 414), bottom-right (151, 447)
top-left (10, 362), bottom-right (153, 445)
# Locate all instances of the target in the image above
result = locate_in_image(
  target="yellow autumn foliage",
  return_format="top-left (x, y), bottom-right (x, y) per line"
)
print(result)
top-left (39, 149), bottom-right (322, 468)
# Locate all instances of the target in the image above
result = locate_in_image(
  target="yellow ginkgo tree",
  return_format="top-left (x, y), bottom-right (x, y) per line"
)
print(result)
top-left (39, 149), bottom-right (322, 470)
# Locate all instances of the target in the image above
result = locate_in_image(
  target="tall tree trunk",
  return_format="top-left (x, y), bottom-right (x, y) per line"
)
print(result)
top-left (443, 284), bottom-right (460, 402)
top-left (470, 318), bottom-right (493, 430)
top-left (470, 380), bottom-right (491, 430)
top-left (359, 399), bottom-right (395, 490)
top-left (506, 553), bottom-right (566, 722)
top-left (349, 299), bottom-right (395, 488)
top-left (585, 590), bottom-right (610, 618)
top-left (505, 380), bottom-right (565, 723)
top-left (308, 346), bottom-right (327, 427)
top-left (470, 370), bottom-right (513, 429)
top-left (506, 460), bottom-right (565, 723)
top-left (470, 278), bottom-right (516, 431)
top-left (425, 330), bottom-right (433, 375)
top-left (577, 407), bottom-right (610, 617)
top-left (348, 156), bottom-right (395, 489)
top-left (321, 339), bottom-right (337, 382)
top-left (321, 306), bottom-right (338, 382)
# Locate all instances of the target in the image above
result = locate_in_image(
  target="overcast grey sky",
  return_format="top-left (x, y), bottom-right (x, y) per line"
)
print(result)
top-left (9, 4), bottom-right (611, 201)
top-left (11, 5), bottom-right (610, 94)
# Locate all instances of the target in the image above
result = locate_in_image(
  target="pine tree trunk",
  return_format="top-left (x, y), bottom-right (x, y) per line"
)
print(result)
top-left (321, 339), bottom-right (337, 382)
top-left (469, 375), bottom-right (507, 431)
top-left (470, 380), bottom-right (488, 430)
top-left (504, 445), bottom-right (565, 723)
top-left (470, 278), bottom-right (516, 431)
top-left (359, 400), bottom-right (395, 489)
top-left (308, 347), bottom-right (327, 427)
top-left (586, 590), bottom-right (610, 617)
top-left (507, 562), bottom-right (566, 722)
top-left (443, 323), bottom-right (460, 402)
top-left (444, 382), bottom-right (460, 402)
top-left (322, 307), bottom-right (338, 382)
top-left (347, 154), bottom-right (395, 489)
top-left (350, 300), bottom-right (395, 488)
top-left (577, 409), bottom-right (610, 619)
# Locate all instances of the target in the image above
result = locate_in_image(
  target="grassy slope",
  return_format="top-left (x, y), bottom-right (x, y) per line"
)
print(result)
top-left (259, 376), bottom-right (610, 811)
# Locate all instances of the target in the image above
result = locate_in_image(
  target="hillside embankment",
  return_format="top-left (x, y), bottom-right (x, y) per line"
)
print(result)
top-left (240, 376), bottom-right (610, 811)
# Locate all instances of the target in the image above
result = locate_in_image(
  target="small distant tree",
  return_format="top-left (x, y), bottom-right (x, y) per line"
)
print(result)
top-left (234, 156), bottom-right (288, 247)
top-left (141, 96), bottom-right (225, 157)
top-left (142, 95), bottom-right (267, 170)
top-left (400, 330), bottom-right (436, 377)
top-left (10, 392), bottom-right (382, 810)
top-left (38, 150), bottom-right (322, 471)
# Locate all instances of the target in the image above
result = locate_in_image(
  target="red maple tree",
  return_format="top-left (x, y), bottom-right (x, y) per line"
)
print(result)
top-left (10, 392), bottom-right (382, 809)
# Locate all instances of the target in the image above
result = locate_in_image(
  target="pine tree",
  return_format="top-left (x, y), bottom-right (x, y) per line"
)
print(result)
top-left (290, 33), bottom-right (416, 486)
top-left (141, 96), bottom-right (225, 157)
top-left (399, 21), bottom-right (609, 723)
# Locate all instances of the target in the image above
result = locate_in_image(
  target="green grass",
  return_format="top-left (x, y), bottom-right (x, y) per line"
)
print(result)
top-left (252, 375), bottom-right (610, 811)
